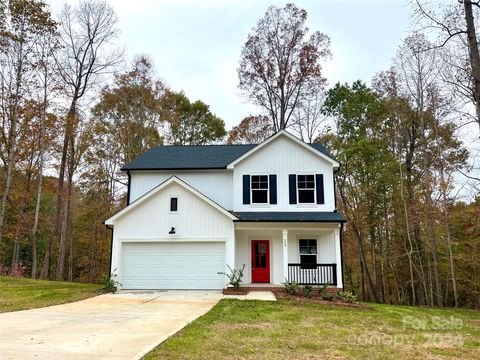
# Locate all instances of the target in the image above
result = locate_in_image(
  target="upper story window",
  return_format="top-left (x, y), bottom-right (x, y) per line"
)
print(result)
top-left (251, 175), bottom-right (269, 203)
top-left (297, 175), bottom-right (315, 203)
top-left (243, 174), bottom-right (277, 205)
top-left (170, 197), bottom-right (178, 212)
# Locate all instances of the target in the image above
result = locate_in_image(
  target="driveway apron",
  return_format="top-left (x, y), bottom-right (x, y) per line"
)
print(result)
top-left (0, 290), bottom-right (221, 360)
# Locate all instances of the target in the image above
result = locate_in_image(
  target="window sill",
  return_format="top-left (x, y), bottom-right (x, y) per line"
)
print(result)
top-left (250, 204), bottom-right (272, 208)
top-left (295, 204), bottom-right (317, 208)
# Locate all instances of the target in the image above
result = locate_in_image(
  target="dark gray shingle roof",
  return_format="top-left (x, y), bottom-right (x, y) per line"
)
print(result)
top-left (233, 211), bottom-right (346, 222)
top-left (122, 143), bottom-right (335, 171)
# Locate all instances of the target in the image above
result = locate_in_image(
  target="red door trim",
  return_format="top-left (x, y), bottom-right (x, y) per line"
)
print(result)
top-left (251, 240), bottom-right (270, 283)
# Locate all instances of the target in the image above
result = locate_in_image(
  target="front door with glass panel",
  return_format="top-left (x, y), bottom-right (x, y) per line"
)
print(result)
top-left (251, 240), bottom-right (270, 283)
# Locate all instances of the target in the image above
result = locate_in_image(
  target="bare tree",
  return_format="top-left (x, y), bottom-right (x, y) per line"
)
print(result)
top-left (0, 0), bottom-right (55, 261)
top-left (238, 3), bottom-right (330, 131)
top-left (35, 26), bottom-right (58, 279)
top-left (395, 33), bottom-right (444, 306)
top-left (53, 0), bottom-right (121, 280)
top-left (291, 90), bottom-right (328, 142)
top-left (415, 0), bottom-right (480, 128)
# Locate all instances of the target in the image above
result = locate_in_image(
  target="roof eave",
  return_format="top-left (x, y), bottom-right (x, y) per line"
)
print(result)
top-left (120, 166), bottom-right (229, 172)
top-left (233, 219), bottom-right (347, 223)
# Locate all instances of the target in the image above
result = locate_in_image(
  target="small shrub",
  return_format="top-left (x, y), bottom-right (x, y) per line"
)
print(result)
top-left (283, 279), bottom-right (299, 295)
top-left (318, 283), bottom-right (329, 295)
top-left (337, 291), bottom-right (357, 303)
top-left (100, 273), bottom-right (121, 293)
top-left (318, 283), bottom-right (334, 300)
top-left (218, 264), bottom-right (245, 289)
top-left (303, 284), bottom-right (313, 298)
top-left (0, 263), bottom-right (28, 277)
top-left (322, 292), bottom-right (334, 301)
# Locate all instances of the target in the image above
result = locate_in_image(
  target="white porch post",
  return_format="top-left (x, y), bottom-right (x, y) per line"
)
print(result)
top-left (225, 225), bottom-right (236, 283)
top-left (334, 225), bottom-right (343, 289)
top-left (282, 229), bottom-right (288, 282)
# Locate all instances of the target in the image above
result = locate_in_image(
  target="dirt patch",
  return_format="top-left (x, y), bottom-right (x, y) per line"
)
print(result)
top-left (223, 288), bottom-right (250, 295)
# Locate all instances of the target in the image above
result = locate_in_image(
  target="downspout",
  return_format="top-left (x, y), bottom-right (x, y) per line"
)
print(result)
top-left (340, 221), bottom-right (345, 292)
top-left (334, 165), bottom-right (345, 291)
top-left (105, 224), bottom-right (114, 275)
top-left (333, 165), bottom-right (340, 211)
top-left (126, 171), bottom-right (131, 205)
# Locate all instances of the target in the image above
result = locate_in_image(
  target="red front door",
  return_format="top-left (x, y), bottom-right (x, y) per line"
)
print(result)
top-left (251, 240), bottom-right (270, 283)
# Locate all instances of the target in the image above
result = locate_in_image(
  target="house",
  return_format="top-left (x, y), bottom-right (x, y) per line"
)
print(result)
top-left (104, 130), bottom-right (346, 290)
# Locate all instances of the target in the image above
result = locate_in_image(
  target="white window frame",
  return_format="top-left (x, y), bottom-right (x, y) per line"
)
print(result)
top-left (169, 195), bottom-right (180, 214)
top-left (297, 174), bottom-right (316, 204)
top-left (298, 238), bottom-right (318, 267)
top-left (250, 174), bottom-right (269, 204)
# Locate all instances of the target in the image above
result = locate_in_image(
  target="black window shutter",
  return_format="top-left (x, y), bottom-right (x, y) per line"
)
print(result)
top-left (316, 174), bottom-right (325, 204)
top-left (289, 174), bottom-right (297, 204)
top-left (243, 175), bottom-right (250, 204)
top-left (269, 174), bottom-right (277, 204)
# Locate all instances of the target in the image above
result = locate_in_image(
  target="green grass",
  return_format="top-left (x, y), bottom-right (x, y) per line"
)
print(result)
top-left (0, 276), bottom-right (100, 313)
top-left (144, 300), bottom-right (480, 360)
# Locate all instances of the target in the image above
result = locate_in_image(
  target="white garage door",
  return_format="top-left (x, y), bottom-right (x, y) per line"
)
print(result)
top-left (121, 242), bottom-right (225, 289)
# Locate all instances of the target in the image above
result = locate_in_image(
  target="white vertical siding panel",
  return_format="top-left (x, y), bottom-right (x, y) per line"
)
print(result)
top-left (111, 182), bottom-right (235, 288)
top-left (130, 171), bottom-right (233, 210)
top-left (232, 136), bottom-right (336, 212)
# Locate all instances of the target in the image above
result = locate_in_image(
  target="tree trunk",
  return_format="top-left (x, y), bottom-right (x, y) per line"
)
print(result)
top-left (352, 221), bottom-right (379, 302)
top-left (464, 0), bottom-right (480, 127)
top-left (30, 80), bottom-right (48, 280)
top-left (425, 190), bottom-right (443, 307)
top-left (53, 100), bottom-right (77, 272)
top-left (11, 225), bottom-right (20, 270)
top-left (56, 131), bottom-right (75, 281)
top-left (400, 154), bottom-right (417, 305)
top-left (439, 169), bottom-right (458, 307)
top-left (0, 37), bottom-right (25, 257)
top-left (359, 259), bottom-right (365, 301)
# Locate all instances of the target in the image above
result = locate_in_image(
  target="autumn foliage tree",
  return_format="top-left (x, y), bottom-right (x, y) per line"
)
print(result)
top-left (238, 3), bottom-right (330, 131)
top-left (227, 115), bottom-right (272, 144)
top-left (161, 90), bottom-right (226, 145)
top-left (90, 56), bottom-right (165, 195)
top-left (0, 0), bottom-right (56, 264)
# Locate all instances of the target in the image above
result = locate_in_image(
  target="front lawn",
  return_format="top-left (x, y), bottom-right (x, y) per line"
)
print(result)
top-left (0, 276), bottom-right (99, 313)
top-left (144, 299), bottom-right (480, 359)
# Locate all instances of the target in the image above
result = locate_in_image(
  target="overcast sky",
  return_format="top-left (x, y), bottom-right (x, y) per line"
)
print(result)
top-left (48, 0), bottom-right (413, 130)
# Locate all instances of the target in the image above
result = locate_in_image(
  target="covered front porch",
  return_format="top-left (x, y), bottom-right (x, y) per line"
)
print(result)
top-left (233, 222), bottom-right (343, 288)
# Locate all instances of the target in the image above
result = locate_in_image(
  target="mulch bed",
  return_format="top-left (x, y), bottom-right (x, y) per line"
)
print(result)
top-left (223, 287), bottom-right (364, 308)
top-left (272, 289), bottom-right (365, 308)
top-left (223, 287), bottom-right (250, 295)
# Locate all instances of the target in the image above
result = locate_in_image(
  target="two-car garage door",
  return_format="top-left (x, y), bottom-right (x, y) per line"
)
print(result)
top-left (121, 242), bottom-right (225, 290)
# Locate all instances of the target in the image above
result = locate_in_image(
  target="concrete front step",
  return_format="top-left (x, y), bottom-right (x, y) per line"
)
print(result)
top-left (223, 291), bottom-right (276, 301)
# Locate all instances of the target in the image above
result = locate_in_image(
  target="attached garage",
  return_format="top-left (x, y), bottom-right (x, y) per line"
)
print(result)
top-left (120, 241), bottom-right (226, 290)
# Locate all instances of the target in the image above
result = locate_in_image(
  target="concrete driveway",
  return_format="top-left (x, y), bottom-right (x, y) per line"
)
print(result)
top-left (0, 290), bottom-right (222, 360)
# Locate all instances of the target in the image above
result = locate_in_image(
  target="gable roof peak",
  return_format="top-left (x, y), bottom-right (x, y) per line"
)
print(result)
top-left (226, 129), bottom-right (339, 169)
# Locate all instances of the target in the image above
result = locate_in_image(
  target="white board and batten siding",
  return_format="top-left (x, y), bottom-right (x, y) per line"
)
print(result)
top-left (232, 136), bottom-right (336, 212)
top-left (129, 170), bottom-right (233, 209)
top-left (129, 136), bottom-right (336, 213)
top-left (109, 182), bottom-right (235, 290)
